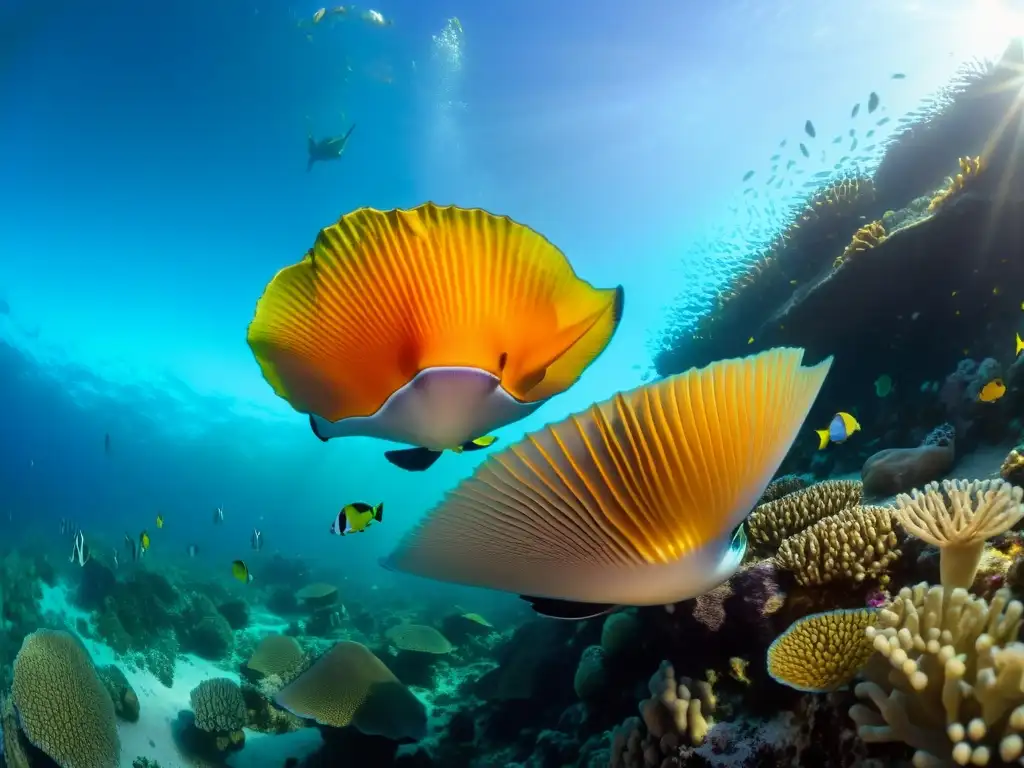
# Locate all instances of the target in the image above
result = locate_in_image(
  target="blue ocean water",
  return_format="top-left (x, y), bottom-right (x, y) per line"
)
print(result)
top-left (0, 1), bottom-right (1022, 765)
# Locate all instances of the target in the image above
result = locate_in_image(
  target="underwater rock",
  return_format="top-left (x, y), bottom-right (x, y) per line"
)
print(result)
top-left (178, 593), bottom-right (234, 660)
top-left (572, 645), bottom-right (607, 701)
top-left (75, 559), bottom-right (117, 611)
top-left (215, 599), bottom-right (250, 630)
top-left (861, 424), bottom-right (955, 497)
top-left (97, 663), bottom-right (140, 722)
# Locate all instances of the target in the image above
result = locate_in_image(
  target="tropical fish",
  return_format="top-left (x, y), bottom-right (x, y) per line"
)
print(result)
top-left (804, 120), bottom-right (815, 138)
top-left (815, 411), bottom-right (860, 449)
top-left (312, 7), bottom-right (326, 23)
top-left (360, 8), bottom-right (391, 26)
top-left (978, 379), bottom-right (1006, 403)
top-left (868, 92), bottom-right (880, 113)
top-left (60, 518), bottom-right (77, 538)
top-left (1017, 332), bottom-right (1023, 356)
top-left (874, 374), bottom-right (892, 398)
top-left (156, 514), bottom-right (164, 529)
top-left (247, 203), bottom-right (624, 472)
top-left (140, 530), bottom-right (150, 554)
top-left (232, 560), bottom-right (254, 584)
top-left (742, 170), bottom-right (754, 182)
top-left (214, 506), bottom-right (224, 525)
top-left (851, 103), bottom-right (860, 118)
top-left (187, 544), bottom-right (199, 558)
top-left (381, 348), bottom-right (832, 619)
top-left (251, 529), bottom-right (262, 551)
top-left (69, 531), bottom-right (90, 566)
top-left (799, 143), bottom-right (809, 158)
top-left (331, 502), bottom-right (384, 535)
top-left (385, 435), bottom-right (498, 473)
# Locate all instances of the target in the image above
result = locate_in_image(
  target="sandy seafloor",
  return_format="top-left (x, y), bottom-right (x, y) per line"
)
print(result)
top-left (39, 584), bottom-right (325, 768)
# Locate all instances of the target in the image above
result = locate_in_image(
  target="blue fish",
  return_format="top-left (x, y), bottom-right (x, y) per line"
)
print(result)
top-left (816, 412), bottom-right (860, 449)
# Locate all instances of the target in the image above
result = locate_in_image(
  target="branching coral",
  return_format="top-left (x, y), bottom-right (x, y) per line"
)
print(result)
top-left (774, 505), bottom-right (902, 587)
top-left (609, 661), bottom-right (716, 768)
top-left (758, 474), bottom-right (809, 505)
top-left (850, 583), bottom-right (1024, 766)
top-left (928, 155), bottom-right (985, 212)
top-left (833, 220), bottom-right (887, 268)
top-left (894, 479), bottom-right (1024, 590)
top-left (747, 479), bottom-right (863, 553)
top-left (767, 608), bottom-right (877, 693)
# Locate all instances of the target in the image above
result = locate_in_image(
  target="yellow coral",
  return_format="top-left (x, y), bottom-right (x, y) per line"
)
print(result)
top-left (385, 624), bottom-right (453, 654)
top-left (640, 661), bottom-right (715, 747)
top-left (767, 608), bottom-right (877, 692)
top-left (1001, 448), bottom-right (1024, 485)
top-left (894, 478), bottom-right (1024, 589)
top-left (850, 583), bottom-right (1024, 766)
top-left (928, 155), bottom-right (984, 212)
top-left (774, 505), bottom-right (901, 587)
top-left (747, 479), bottom-right (863, 552)
top-left (833, 220), bottom-right (887, 268)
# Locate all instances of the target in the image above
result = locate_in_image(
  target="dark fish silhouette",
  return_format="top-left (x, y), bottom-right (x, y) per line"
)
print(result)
top-left (307, 124), bottom-right (356, 171)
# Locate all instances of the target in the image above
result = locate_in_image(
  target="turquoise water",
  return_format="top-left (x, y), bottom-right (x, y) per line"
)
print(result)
top-left (0, 2), bottom-right (1022, 765)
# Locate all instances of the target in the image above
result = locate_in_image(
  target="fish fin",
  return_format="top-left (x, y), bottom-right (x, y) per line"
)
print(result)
top-left (384, 447), bottom-right (442, 472)
top-left (374, 503), bottom-right (384, 523)
top-left (384, 348), bottom-right (832, 600)
top-left (519, 595), bottom-right (617, 620)
top-left (309, 414), bottom-right (330, 442)
top-left (816, 429), bottom-right (829, 450)
top-left (460, 435), bottom-right (498, 452)
top-left (245, 204), bottom-right (623, 423)
top-left (341, 123), bottom-right (356, 145)
top-left (505, 285), bottom-right (624, 399)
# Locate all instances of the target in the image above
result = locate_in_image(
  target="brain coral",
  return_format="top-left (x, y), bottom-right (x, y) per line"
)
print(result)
top-left (274, 641), bottom-right (426, 741)
top-left (385, 624), bottom-right (453, 654)
top-left (247, 635), bottom-right (304, 677)
top-left (190, 678), bottom-right (246, 732)
top-left (11, 629), bottom-right (119, 768)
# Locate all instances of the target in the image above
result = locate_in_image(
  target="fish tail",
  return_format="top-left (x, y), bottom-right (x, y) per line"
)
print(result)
top-left (342, 123), bottom-right (356, 143)
top-left (385, 447), bottom-right (442, 472)
top-left (815, 429), bottom-right (830, 449)
top-left (374, 503), bottom-right (384, 523)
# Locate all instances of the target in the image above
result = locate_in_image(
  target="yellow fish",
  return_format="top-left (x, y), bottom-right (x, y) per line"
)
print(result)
top-left (312, 7), bottom-right (326, 24)
top-left (381, 348), bottom-right (832, 619)
top-left (387, 435), bottom-right (498, 472)
top-left (155, 514), bottom-right (164, 529)
top-left (247, 204), bottom-right (623, 472)
top-left (231, 560), bottom-right (254, 584)
top-left (815, 411), bottom-right (860, 449)
top-left (332, 502), bottom-right (383, 535)
top-left (978, 379), bottom-right (1006, 403)
top-left (140, 531), bottom-right (150, 552)
top-left (1017, 332), bottom-right (1023, 357)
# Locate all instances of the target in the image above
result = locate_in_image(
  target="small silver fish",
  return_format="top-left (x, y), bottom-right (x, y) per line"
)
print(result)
top-left (251, 529), bottom-right (262, 552)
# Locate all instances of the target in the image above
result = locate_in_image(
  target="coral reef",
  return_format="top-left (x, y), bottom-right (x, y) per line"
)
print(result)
top-left (747, 479), bottom-right (863, 553)
top-left (766, 609), bottom-right (877, 692)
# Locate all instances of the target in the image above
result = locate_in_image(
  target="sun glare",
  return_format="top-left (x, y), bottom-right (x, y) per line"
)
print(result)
top-left (963, 0), bottom-right (1024, 60)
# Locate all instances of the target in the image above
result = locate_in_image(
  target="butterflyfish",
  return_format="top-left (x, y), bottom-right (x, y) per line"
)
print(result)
top-left (381, 348), bottom-right (832, 619)
top-left (140, 531), bottom-right (150, 554)
top-left (1017, 332), bottom-right (1023, 356)
top-left (978, 378), bottom-right (1006, 403)
top-left (331, 502), bottom-right (383, 535)
top-left (247, 203), bottom-right (623, 471)
top-left (69, 531), bottom-right (90, 566)
top-left (156, 514), bottom-right (164, 529)
top-left (815, 411), bottom-right (860, 449)
top-left (385, 435), bottom-right (498, 473)
top-left (232, 560), bottom-right (254, 584)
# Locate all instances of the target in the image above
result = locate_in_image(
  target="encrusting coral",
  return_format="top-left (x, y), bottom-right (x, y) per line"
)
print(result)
top-left (774, 504), bottom-right (902, 587)
top-left (850, 583), bottom-right (1024, 766)
top-left (747, 479), bottom-right (863, 552)
top-left (1001, 447), bottom-right (1024, 486)
top-left (766, 608), bottom-right (877, 692)
top-left (893, 479), bottom-right (1024, 590)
